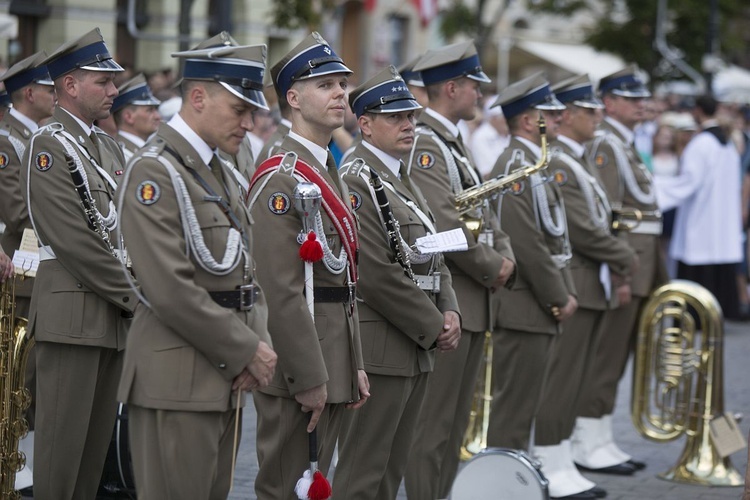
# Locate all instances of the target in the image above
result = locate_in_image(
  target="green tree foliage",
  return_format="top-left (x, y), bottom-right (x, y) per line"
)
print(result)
top-left (530, 0), bottom-right (748, 82)
top-left (269, 0), bottom-right (336, 30)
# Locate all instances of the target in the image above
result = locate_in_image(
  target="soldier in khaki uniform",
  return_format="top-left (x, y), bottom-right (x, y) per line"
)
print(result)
top-left (111, 74), bottom-right (161, 163)
top-left (117, 42), bottom-right (277, 500)
top-left (486, 73), bottom-right (576, 459)
top-left (333, 66), bottom-right (461, 499)
top-left (0, 51), bottom-right (55, 313)
top-left (184, 31), bottom-right (258, 196)
top-left (247, 32), bottom-right (369, 500)
top-left (573, 67), bottom-right (667, 474)
top-left (20, 29), bottom-right (137, 500)
top-left (532, 75), bottom-right (639, 500)
top-left (403, 42), bottom-right (516, 499)
top-left (0, 50), bottom-right (56, 491)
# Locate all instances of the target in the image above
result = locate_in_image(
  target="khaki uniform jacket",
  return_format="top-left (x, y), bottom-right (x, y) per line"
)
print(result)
top-left (586, 120), bottom-right (668, 297)
top-left (116, 132), bottom-right (141, 164)
top-left (21, 106), bottom-right (136, 348)
top-left (408, 111), bottom-right (514, 333)
top-left (550, 139), bottom-right (636, 311)
top-left (490, 137), bottom-right (575, 334)
top-left (0, 112), bottom-right (35, 297)
top-left (255, 120), bottom-right (290, 168)
top-left (116, 124), bottom-right (270, 412)
top-left (341, 143), bottom-right (460, 377)
top-left (248, 135), bottom-right (363, 404)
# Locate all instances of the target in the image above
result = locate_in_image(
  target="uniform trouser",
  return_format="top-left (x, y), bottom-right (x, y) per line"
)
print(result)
top-left (404, 329), bottom-right (484, 500)
top-left (535, 308), bottom-right (604, 445)
top-left (129, 405), bottom-right (239, 500)
top-left (33, 342), bottom-right (122, 500)
top-left (487, 328), bottom-right (555, 451)
top-left (333, 372), bottom-right (429, 500)
top-left (577, 298), bottom-right (643, 417)
top-left (254, 391), bottom-right (343, 500)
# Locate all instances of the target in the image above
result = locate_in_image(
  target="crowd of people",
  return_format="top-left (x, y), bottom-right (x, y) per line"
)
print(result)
top-left (0, 25), bottom-right (748, 500)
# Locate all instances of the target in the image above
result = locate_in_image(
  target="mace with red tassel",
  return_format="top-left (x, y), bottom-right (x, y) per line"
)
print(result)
top-left (294, 420), bottom-right (332, 500)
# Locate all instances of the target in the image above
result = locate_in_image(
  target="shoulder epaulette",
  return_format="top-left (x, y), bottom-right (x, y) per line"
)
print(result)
top-left (277, 151), bottom-right (298, 176)
top-left (340, 157), bottom-right (367, 177)
top-left (138, 139), bottom-right (167, 159)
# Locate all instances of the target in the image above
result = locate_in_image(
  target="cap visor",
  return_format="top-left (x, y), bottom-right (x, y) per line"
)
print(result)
top-left (221, 82), bottom-right (269, 111)
top-left (611, 88), bottom-right (651, 98)
top-left (572, 96), bottom-right (604, 109)
top-left (535, 94), bottom-right (566, 111)
top-left (79, 59), bottom-right (125, 72)
top-left (36, 78), bottom-right (55, 86)
top-left (130, 97), bottom-right (162, 106)
top-left (370, 99), bottom-right (422, 114)
top-left (298, 61), bottom-right (353, 80)
top-left (467, 70), bottom-right (491, 84)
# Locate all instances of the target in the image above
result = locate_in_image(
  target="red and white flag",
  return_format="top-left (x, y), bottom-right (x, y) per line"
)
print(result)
top-left (413, 0), bottom-right (438, 26)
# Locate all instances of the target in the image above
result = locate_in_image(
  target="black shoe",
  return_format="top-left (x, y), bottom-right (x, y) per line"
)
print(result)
top-left (551, 491), bottom-right (598, 499)
top-left (587, 486), bottom-right (608, 498)
top-left (576, 462), bottom-right (637, 475)
top-left (626, 458), bottom-right (646, 470)
top-left (19, 486), bottom-right (33, 498)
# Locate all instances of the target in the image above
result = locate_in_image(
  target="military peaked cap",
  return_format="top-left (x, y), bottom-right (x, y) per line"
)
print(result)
top-left (349, 65), bottom-right (421, 117)
top-left (492, 72), bottom-right (564, 119)
top-left (44, 28), bottom-right (123, 80)
top-left (413, 41), bottom-right (490, 86)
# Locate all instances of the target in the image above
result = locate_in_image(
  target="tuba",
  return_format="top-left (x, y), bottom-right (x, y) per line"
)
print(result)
top-left (631, 280), bottom-right (743, 486)
top-left (0, 276), bottom-right (34, 498)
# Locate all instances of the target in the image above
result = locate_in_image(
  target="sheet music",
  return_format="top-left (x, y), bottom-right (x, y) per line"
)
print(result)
top-left (19, 228), bottom-right (39, 253)
top-left (12, 228), bottom-right (39, 278)
top-left (416, 228), bottom-right (468, 254)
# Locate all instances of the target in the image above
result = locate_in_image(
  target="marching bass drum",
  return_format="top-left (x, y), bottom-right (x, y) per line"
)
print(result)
top-left (451, 448), bottom-right (549, 500)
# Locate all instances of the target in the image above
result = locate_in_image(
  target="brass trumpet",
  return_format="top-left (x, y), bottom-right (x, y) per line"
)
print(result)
top-left (632, 280), bottom-right (743, 485)
top-left (0, 275), bottom-right (33, 498)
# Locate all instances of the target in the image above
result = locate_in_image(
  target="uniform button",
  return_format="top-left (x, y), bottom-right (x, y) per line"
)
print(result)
top-left (483, 275), bottom-right (489, 281)
top-left (287, 377), bottom-right (295, 384)
top-left (329, 226), bottom-right (334, 232)
top-left (123, 296), bottom-right (129, 302)
top-left (76, 283), bottom-right (82, 288)
top-left (418, 334), bottom-right (425, 341)
top-left (214, 216), bottom-right (218, 222)
top-left (218, 363), bottom-right (227, 369)
top-left (409, 216), bottom-right (414, 221)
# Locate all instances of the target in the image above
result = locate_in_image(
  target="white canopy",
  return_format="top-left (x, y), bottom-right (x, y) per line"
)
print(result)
top-left (515, 40), bottom-right (626, 83)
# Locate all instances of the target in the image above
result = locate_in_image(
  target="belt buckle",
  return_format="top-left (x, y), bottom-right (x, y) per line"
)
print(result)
top-left (239, 283), bottom-right (257, 311)
top-left (431, 272), bottom-right (441, 294)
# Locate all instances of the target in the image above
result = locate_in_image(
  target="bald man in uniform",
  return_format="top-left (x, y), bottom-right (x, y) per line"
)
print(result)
top-left (117, 42), bottom-right (276, 500)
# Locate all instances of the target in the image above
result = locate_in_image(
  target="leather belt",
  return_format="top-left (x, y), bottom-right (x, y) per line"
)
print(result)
top-left (629, 220), bottom-right (663, 235)
top-left (415, 273), bottom-right (441, 293)
top-left (313, 286), bottom-right (354, 303)
top-left (209, 283), bottom-right (259, 311)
